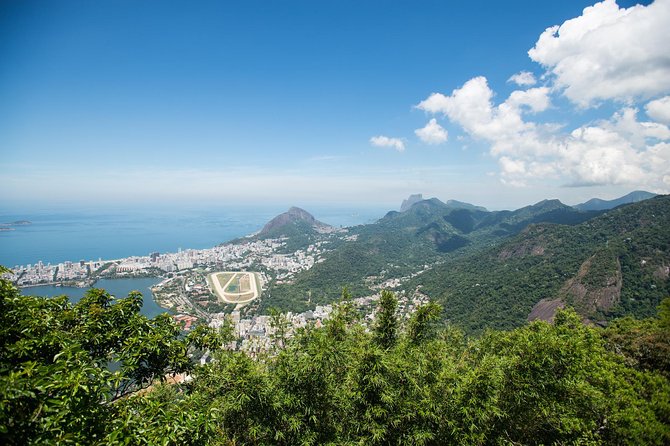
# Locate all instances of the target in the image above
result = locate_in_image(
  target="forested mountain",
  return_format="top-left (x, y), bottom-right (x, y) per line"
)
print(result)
top-left (416, 195), bottom-right (670, 333)
top-left (264, 197), bottom-right (602, 311)
top-left (574, 190), bottom-right (656, 211)
top-left (400, 194), bottom-right (486, 213)
top-left (2, 195), bottom-right (669, 444)
top-left (258, 206), bottom-right (332, 238)
top-left (400, 193), bottom-right (424, 212)
top-left (231, 207), bottom-right (336, 253)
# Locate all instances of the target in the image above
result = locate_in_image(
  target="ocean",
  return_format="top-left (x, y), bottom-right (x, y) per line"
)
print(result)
top-left (4, 205), bottom-right (388, 317)
top-left (0, 205), bottom-right (387, 268)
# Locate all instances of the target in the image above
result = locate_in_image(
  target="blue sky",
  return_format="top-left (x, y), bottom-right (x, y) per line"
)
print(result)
top-left (1, 0), bottom-right (668, 210)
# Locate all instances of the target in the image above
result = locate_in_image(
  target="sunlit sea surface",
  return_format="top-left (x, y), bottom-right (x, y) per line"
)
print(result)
top-left (1, 205), bottom-right (387, 268)
top-left (5, 205), bottom-right (387, 317)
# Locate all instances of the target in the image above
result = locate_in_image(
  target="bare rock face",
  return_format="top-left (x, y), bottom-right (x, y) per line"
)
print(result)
top-left (654, 265), bottom-right (670, 280)
top-left (563, 254), bottom-right (622, 314)
top-left (498, 242), bottom-right (546, 261)
top-left (400, 194), bottom-right (423, 212)
top-left (528, 249), bottom-right (624, 323)
top-left (528, 298), bottom-right (565, 322)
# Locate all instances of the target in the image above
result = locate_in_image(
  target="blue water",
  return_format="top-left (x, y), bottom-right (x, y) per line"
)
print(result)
top-left (0, 205), bottom-right (387, 268)
top-left (22, 277), bottom-right (167, 318)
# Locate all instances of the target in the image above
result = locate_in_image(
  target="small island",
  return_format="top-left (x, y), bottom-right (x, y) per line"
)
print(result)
top-left (1, 220), bottom-right (32, 230)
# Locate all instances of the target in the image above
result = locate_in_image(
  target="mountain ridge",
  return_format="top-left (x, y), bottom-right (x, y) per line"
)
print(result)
top-left (262, 196), bottom-right (605, 313)
top-left (415, 194), bottom-right (670, 333)
top-left (574, 190), bottom-right (656, 211)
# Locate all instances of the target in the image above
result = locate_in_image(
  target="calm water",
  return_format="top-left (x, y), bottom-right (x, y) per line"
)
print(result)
top-left (0, 205), bottom-right (387, 268)
top-left (22, 277), bottom-right (167, 318)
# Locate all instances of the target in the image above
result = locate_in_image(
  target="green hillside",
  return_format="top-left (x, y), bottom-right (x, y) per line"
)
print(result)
top-left (416, 195), bottom-right (670, 333)
top-left (574, 190), bottom-right (657, 211)
top-left (232, 207), bottom-right (334, 253)
top-left (263, 198), bottom-right (602, 311)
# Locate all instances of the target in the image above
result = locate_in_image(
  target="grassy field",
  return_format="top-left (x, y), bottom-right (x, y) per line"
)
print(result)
top-left (223, 273), bottom-right (251, 294)
top-left (216, 273), bottom-right (234, 289)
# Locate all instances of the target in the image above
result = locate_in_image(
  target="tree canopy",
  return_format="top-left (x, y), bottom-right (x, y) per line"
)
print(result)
top-left (1, 270), bottom-right (668, 445)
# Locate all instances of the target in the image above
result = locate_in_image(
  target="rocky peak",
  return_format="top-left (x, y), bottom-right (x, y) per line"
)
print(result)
top-left (400, 194), bottom-right (424, 212)
top-left (259, 207), bottom-right (330, 236)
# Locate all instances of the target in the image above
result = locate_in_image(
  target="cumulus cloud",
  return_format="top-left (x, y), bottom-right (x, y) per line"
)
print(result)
top-left (416, 77), bottom-right (552, 158)
top-left (412, 1), bottom-right (670, 191)
top-left (418, 75), bottom-right (670, 190)
top-left (416, 77), bottom-right (509, 141)
top-left (610, 107), bottom-right (670, 147)
top-left (508, 71), bottom-right (537, 86)
top-left (506, 87), bottom-right (551, 113)
top-left (563, 125), bottom-right (646, 186)
top-left (370, 135), bottom-right (405, 152)
top-left (646, 96), bottom-right (670, 124)
top-left (528, 0), bottom-right (670, 107)
top-left (397, 0), bottom-right (670, 192)
top-left (415, 118), bottom-right (448, 144)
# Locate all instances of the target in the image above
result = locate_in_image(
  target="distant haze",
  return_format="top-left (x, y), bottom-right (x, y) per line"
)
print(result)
top-left (2, 1), bottom-right (668, 210)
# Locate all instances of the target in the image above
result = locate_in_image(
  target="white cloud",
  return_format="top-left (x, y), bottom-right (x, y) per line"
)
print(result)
top-left (516, 109), bottom-right (669, 189)
top-left (498, 157), bottom-right (527, 176)
top-left (563, 125), bottom-right (646, 186)
top-left (416, 77), bottom-right (493, 127)
top-left (416, 77), bottom-right (551, 159)
top-left (610, 107), bottom-right (670, 147)
top-left (646, 96), bottom-right (670, 124)
top-left (391, 1), bottom-right (670, 195)
top-left (415, 118), bottom-right (448, 144)
top-left (506, 87), bottom-right (551, 113)
top-left (508, 71), bottom-right (537, 86)
top-left (370, 135), bottom-right (405, 152)
top-left (418, 75), bottom-right (670, 191)
top-left (528, 0), bottom-right (670, 107)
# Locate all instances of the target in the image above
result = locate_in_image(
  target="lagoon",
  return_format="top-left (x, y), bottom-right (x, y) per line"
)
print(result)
top-left (21, 277), bottom-right (167, 318)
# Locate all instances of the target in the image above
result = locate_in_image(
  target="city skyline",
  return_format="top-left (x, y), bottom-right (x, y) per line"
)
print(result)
top-left (1, 0), bottom-right (668, 210)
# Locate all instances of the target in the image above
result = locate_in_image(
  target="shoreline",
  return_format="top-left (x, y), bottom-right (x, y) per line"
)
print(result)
top-left (19, 275), bottom-right (166, 289)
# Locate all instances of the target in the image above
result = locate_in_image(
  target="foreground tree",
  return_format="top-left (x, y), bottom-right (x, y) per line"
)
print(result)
top-left (0, 267), bottom-right (218, 445)
top-left (2, 267), bottom-right (668, 445)
top-left (374, 290), bottom-right (399, 349)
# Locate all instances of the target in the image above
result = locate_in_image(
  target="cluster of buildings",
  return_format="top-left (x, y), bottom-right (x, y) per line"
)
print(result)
top-left (108, 239), bottom-right (278, 275)
top-left (207, 304), bottom-right (332, 354)
top-left (5, 230), bottom-right (435, 358)
top-left (6, 236), bottom-right (329, 288)
top-left (205, 289), bottom-right (430, 356)
top-left (6, 259), bottom-right (108, 287)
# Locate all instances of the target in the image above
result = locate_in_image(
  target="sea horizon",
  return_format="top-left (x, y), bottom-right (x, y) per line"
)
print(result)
top-left (0, 204), bottom-right (388, 268)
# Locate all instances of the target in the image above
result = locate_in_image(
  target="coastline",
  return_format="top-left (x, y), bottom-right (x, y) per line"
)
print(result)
top-left (19, 279), bottom-right (96, 289)
top-left (21, 277), bottom-right (169, 318)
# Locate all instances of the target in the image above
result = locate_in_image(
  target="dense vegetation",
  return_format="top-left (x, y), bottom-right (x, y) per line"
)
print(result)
top-left (0, 267), bottom-right (226, 445)
top-left (417, 195), bottom-right (670, 333)
top-left (265, 198), bottom-right (602, 312)
top-left (259, 196), bottom-right (669, 335)
top-left (2, 272), bottom-right (669, 445)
